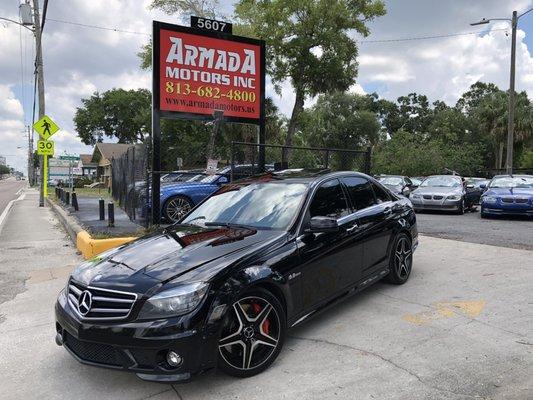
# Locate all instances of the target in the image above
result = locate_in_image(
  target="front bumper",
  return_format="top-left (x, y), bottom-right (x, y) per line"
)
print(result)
top-left (55, 290), bottom-right (219, 382)
top-left (481, 204), bottom-right (533, 216)
top-left (410, 197), bottom-right (462, 212)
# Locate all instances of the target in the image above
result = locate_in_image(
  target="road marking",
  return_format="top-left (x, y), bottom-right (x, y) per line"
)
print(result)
top-left (403, 300), bottom-right (486, 326)
top-left (0, 191), bottom-right (26, 234)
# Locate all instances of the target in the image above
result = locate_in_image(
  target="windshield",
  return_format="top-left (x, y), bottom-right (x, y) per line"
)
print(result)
top-left (420, 176), bottom-right (461, 188)
top-left (182, 182), bottom-right (308, 230)
top-left (379, 177), bottom-right (403, 186)
top-left (489, 176), bottom-right (533, 188)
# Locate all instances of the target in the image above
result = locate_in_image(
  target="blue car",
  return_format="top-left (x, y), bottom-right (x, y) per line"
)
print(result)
top-left (480, 175), bottom-right (533, 218)
top-left (160, 165), bottom-right (273, 222)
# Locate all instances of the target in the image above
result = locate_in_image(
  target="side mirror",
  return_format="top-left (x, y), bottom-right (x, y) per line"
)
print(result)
top-left (218, 176), bottom-right (229, 184)
top-left (479, 183), bottom-right (486, 189)
top-left (308, 216), bottom-right (339, 233)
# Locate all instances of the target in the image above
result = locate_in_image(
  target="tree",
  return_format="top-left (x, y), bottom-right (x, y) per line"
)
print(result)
top-left (234, 0), bottom-right (385, 161)
top-left (138, 0), bottom-right (218, 69)
top-left (300, 91), bottom-right (380, 169)
top-left (74, 89), bottom-right (151, 145)
top-left (0, 164), bottom-right (10, 175)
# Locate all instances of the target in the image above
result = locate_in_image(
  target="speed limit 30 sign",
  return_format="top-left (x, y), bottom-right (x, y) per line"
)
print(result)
top-left (37, 140), bottom-right (54, 156)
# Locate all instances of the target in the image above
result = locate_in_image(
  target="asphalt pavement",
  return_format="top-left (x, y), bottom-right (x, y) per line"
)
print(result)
top-left (416, 209), bottom-right (533, 250)
top-left (0, 188), bottom-right (532, 399)
top-left (0, 177), bottom-right (26, 216)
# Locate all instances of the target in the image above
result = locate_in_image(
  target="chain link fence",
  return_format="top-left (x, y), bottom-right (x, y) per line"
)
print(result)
top-left (230, 142), bottom-right (371, 181)
top-left (111, 144), bottom-right (149, 226)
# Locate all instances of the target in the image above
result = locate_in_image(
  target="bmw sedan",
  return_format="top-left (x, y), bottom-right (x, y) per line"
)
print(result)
top-left (410, 175), bottom-right (467, 214)
top-left (480, 175), bottom-right (533, 218)
top-left (55, 171), bottom-right (418, 382)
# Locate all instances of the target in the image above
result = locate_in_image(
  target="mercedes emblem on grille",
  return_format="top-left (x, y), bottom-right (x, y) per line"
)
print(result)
top-left (78, 290), bottom-right (92, 316)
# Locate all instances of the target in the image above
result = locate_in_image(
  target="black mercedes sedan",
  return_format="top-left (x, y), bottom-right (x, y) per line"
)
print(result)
top-left (55, 171), bottom-right (418, 382)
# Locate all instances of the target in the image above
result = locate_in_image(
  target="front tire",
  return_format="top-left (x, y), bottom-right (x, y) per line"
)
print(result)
top-left (384, 233), bottom-right (413, 285)
top-left (456, 198), bottom-right (465, 215)
top-left (163, 195), bottom-right (193, 222)
top-left (218, 288), bottom-right (286, 378)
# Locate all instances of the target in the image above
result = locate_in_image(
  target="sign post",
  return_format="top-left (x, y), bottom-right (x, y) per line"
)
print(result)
top-left (151, 20), bottom-right (265, 225)
top-left (33, 115), bottom-right (59, 199)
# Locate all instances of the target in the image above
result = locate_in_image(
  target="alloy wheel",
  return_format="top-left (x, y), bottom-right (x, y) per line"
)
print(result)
top-left (218, 296), bottom-right (281, 371)
top-left (394, 237), bottom-right (412, 279)
top-left (165, 197), bottom-right (192, 222)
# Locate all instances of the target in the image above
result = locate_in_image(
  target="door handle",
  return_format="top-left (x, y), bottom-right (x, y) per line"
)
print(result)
top-left (346, 224), bottom-right (358, 233)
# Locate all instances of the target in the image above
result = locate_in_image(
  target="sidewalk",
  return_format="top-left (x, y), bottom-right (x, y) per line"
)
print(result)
top-left (57, 194), bottom-right (143, 236)
top-left (0, 189), bottom-right (177, 400)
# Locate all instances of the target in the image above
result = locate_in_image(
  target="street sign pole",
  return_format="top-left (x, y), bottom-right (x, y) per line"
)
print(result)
top-left (43, 155), bottom-right (48, 197)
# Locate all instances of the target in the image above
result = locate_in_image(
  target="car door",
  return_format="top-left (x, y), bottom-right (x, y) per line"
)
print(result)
top-left (297, 179), bottom-right (359, 310)
top-left (344, 177), bottom-right (395, 279)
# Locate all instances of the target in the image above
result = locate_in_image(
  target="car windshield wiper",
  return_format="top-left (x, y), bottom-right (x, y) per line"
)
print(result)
top-left (205, 221), bottom-right (263, 230)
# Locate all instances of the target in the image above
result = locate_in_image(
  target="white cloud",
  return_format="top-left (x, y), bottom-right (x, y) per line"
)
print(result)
top-left (1, 0), bottom-right (533, 176)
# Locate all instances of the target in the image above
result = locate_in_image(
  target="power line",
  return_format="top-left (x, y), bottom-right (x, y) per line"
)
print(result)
top-left (46, 18), bottom-right (150, 36)
top-left (45, 17), bottom-right (507, 43)
top-left (360, 28), bottom-right (508, 43)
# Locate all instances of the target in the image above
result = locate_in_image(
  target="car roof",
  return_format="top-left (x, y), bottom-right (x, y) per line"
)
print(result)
top-left (492, 174), bottom-right (533, 179)
top-left (233, 170), bottom-right (373, 186)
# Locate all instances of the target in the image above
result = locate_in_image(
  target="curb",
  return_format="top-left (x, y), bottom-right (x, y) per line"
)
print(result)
top-left (76, 231), bottom-right (136, 260)
top-left (47, 197), bottom-right (137, 259)
top-left (46, 197), bottom-right (84, 244)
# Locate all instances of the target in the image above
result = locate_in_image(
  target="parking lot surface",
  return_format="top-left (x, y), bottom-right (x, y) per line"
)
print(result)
top-left (416, 210), bottom-right (532, 250)
top-left (1, 191), bottom-right (532, 400)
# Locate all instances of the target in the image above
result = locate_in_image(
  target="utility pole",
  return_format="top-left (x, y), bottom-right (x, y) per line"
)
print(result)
top-left (32, 0), bottom-right (45, 206)
top-left (27, 125), bottom-right (33, 184)
top-left (505, 11), bottom-right (517, 175)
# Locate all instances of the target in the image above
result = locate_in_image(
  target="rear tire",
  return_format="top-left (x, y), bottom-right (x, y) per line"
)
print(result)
top-left (218, 288), bottom-right (286, 378)
top-left (384, 233), bottom-right (413, 285)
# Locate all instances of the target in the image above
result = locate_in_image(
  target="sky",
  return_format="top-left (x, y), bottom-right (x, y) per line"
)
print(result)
top-left (1, 0), bottom-right (533, 175)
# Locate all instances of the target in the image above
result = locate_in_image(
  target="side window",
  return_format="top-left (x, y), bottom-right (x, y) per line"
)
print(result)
top-left (405, 177), bottom-right (413, 186)
top-left (341, 177), bottom-right (376, 210)
top-left (309, 179), bottom-right (350, 219)
top-left (372, 182), bottom-right (391, 204)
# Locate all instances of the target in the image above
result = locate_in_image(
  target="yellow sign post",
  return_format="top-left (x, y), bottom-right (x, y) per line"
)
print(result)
top-left (33, 115), bottom-right (60, 198)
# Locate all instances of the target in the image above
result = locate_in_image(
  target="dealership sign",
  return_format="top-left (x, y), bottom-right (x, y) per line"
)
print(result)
top-left (153, 21), bottom-right (265, 123)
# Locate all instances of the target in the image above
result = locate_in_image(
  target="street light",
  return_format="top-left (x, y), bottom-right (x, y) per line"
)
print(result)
top-left (471, 8), bottom-right (533, 174)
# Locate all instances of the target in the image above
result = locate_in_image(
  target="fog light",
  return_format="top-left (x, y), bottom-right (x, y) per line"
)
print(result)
top-left (166, 351), bottom-right (183, 367)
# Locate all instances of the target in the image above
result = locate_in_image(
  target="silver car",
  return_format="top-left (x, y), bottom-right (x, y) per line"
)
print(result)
top-left (409, 175), bottom-right (466, 214)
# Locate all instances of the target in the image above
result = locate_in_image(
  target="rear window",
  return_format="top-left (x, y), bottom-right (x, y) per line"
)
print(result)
top-left (372, 182), bottom-right (391, 203)
top-left (341, 177), bottom-right (376, 210)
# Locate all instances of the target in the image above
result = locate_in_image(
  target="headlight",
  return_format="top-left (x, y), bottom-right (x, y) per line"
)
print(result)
top-left (482, 196), bottom-right (497, 203)
top-left (138, 282), bottom-right (209, 319)
top-left (411, 194), bottom-right (421, 199)
top-left (446, 195), bottom-right (461, 200)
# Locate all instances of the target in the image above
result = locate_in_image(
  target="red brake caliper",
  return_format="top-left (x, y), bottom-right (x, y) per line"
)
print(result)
top-left (251, 302), bottom-right (270, 335)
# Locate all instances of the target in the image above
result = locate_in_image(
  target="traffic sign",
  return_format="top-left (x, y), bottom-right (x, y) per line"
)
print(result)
top-left (33, 115), bottom-right (59, 139)
top-left (37, 140), bottom-right (54, 156)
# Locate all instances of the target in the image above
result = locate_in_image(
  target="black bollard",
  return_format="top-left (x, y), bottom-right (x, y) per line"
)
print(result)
top-left (72, 192), bottom-right (79, 211)
top-left (107, 202), bottom-right (115, 227)
top-left (59, 188), bottom-right (64, 202)
top-left (99, 198), bottom-right (105, 220)
top-left (65, 191), bottom-right (70, 205)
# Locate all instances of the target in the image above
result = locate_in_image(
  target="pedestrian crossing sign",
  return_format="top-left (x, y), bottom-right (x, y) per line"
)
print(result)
top-left (33, 115), bottom-right (59, 139)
